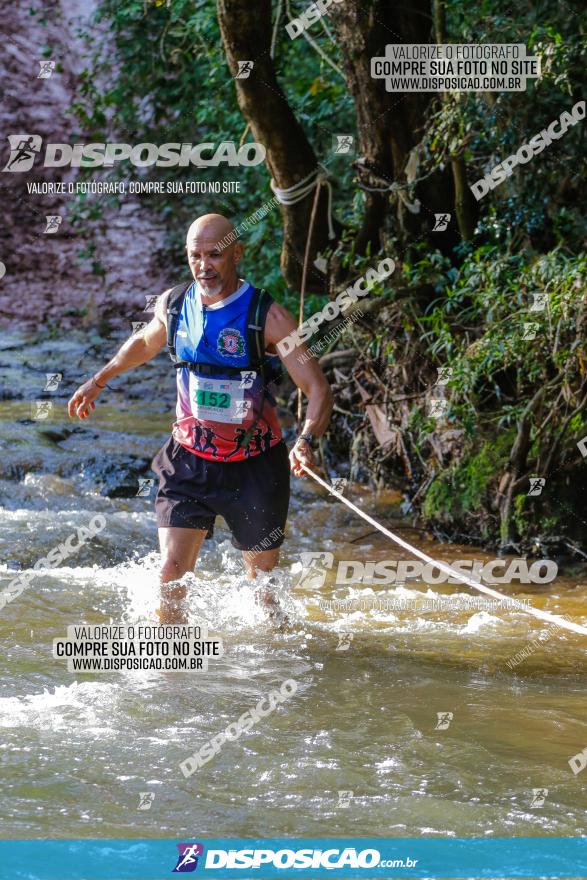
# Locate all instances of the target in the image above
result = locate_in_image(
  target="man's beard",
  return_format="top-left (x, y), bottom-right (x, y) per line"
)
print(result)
top-left (198, 277), bottom-right (223, 298)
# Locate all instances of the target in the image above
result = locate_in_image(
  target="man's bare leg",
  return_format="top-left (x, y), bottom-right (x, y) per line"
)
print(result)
top-left (242, 547), bottom-right (280, 580)
top-left (157, 527), bottom-right (208, 623)
top-left (242, 548), bottom-right (288, 625)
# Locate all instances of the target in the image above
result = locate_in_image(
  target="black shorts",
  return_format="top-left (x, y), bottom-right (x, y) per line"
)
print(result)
top-left (151, 438), bottom-right (290, 551)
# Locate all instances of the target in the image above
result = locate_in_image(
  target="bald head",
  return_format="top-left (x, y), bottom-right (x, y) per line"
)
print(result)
top-left (186, 213), bottom-right (235, 248)
top-left (185, 213), bottom-right (243, 301)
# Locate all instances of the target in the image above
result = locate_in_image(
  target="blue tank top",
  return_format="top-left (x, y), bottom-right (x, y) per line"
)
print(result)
top-left (175, 280), bottom-right (254, 369)
top-left (171, 280), bottom-right (282, 462)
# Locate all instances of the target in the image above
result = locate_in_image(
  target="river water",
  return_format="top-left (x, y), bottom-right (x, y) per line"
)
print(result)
top-left (2, 332), bottom-right (587, 843)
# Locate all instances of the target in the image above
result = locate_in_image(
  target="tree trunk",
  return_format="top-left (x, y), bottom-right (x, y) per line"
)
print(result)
top-left (216, 0), bottom-right (337, 291)
top-left (328, 0), bottom-right (457, 259)
top-left (433, 0), bottom-right (477, 241)
top-left (452, 154), bottom-right (477, 241)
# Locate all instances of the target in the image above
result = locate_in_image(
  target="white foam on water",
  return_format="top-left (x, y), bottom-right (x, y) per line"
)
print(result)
top-left (309, 581), bottom-right (531, 636)
top-left (1, 507), bottom-right (107, 524)
top-left (375, 756), bottom-right (402, 771)
top-left (0, 680), bottom-right (118, 730)
top-left (459, 611), bottom-right (503, 633)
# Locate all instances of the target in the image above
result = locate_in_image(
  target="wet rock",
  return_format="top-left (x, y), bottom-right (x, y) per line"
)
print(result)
top-left (5, 560), bottom-right (21, 570)
top-left (0, 388), bottom-right (23, 401)
top-left (80, 455), bottom-right (153, 498)
top-left (22, 473), bottom-right (78, 496)
top-left (37, 426), bottom-right (76, 444)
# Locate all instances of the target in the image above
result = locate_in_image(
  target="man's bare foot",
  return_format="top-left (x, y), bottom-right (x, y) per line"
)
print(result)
top-left (156, 602), bottom-right (188, 624)
top-left (254, 584), bottom-right (291, 631)
top-left (157, 582), bottom-right (188, 623)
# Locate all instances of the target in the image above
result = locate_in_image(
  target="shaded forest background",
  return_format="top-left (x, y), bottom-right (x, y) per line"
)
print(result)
top-left (6, 0), bottom-right (587, 556)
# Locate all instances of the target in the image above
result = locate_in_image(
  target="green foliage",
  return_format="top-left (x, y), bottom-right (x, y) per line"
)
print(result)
top-left (419, 1), bottom-right (587, 252)
top-left (421, 247), bottom-right (586, 413)
top-left (422, 430), bottom-right (515, 524)
top-left (512, 492), bottom-right (530, 539)
top-left (381, 242), bottom-right (586, 542)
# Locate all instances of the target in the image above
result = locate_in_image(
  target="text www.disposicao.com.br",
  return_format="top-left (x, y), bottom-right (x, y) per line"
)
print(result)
top-left (70, 657), bottom-right (201, 671)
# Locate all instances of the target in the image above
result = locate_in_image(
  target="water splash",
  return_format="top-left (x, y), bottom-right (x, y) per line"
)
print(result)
top-left (0, 681), bottom-right (118, 730)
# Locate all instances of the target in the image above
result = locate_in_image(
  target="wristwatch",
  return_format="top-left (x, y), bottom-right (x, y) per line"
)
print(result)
top-left (298, 433), bottom-right (316, 448)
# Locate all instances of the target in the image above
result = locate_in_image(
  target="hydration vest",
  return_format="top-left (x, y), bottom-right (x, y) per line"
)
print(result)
top-left (166, 281), bottom-right (282, 458)
top-left (166, 281), bottom-right (277, 379)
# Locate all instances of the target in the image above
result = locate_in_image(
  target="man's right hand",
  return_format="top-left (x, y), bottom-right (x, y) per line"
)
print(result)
top-left (68, 378), bottom-right (101, 420)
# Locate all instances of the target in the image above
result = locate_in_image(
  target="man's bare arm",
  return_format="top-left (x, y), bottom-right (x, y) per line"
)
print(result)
top-left (265, 302), bottom-right (334, 476)
top-left (67, 290), bottom-right (171, 420)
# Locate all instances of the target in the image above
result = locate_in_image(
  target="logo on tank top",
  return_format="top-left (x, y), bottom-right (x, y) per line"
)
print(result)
top-left (217, 327), bottom-right (245, 357)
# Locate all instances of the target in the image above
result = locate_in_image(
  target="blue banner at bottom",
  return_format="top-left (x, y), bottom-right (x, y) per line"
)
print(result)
top-left (0, 838), bottom-right (586, 879)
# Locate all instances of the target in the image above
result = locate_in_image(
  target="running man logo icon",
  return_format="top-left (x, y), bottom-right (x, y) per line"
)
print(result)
top-left (173, 843), bottom-right (204, 873)
top-left (529, 292), bottom-right (547, 312)
top-left (44, 373), bottom-right (62, 391)
top-left (337, 790), bottom-right (353, 807)
top-left (297, 551), bottom-right (334, 590)
top-left (234, 399), bottom-right (252, 418)
top-left (333, 134), bottom-right (354, 154)
top-left (137, 792), bottom-right (155, 811)
top-left (32, 400), bottom-right (53, 420)
top-left (132, 322), bottom-right (148, 335)
top-left (235, 61), bottom-right (254, 78)
top-left (144, 295), bottom-right (159, 312)
top-left (239, 370), bottom-right (256, 389)
top-left (136, 478), bottom-right (156, 497)
top-left (2, 134), bottom-right (42, 172)
top-left (429, 398), bottom-right (449, 418)
top-left (432, 213), bottom-right (451, 231)
top-left (527, 477), bottom-right (546, 496)
top-left (331, 477), bottom-right (347, 494)
top-left (436, 366), bottom-right (452, 386)
top-left (523, 322), bottom-right (539, 340)
top-left (435, 711), bottom-right (453, 730)
top-left (44, 215), bottom-right (62, 233)
top-left (37, 60), bottom-right (56, 78)
top-left (577, 436), bottom-right (587, 459)
top-left (314, 255), bottom-right (328, 273)
top-left (336, 633), bottom-right (353, 652)
top-left (530, 788), bottom-right (548, 807)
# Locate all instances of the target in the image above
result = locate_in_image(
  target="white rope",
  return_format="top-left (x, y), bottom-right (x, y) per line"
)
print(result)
top-left (358, 177), bottom-right (421, 213)
top-left (359, 183), bottom-right (396, 192)
top-left (270, 165), bottom-right (336, 239)
top-left (300, 464), bottom-right (587, 639)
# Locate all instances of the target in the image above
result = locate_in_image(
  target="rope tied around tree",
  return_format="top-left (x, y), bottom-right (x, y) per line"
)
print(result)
top-left (270, 164), bottom-right (336, 241)
top-left (355, 158), bottom-right (422, 213)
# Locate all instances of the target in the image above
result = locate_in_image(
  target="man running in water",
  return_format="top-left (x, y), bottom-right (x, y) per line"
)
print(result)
top-left (68, 214), bottom-right (333, 621)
